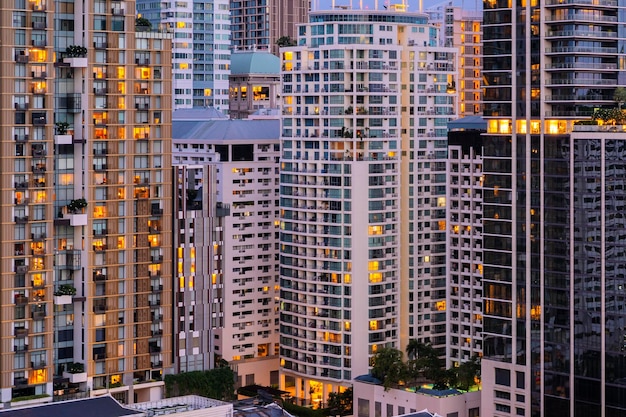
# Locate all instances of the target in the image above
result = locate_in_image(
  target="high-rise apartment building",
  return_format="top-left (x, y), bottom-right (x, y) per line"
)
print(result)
top-left (0, 0), bottom-right (172, 406)
top-left (136, 0), bottom-right (231, 110)
top-left (482, 0), bottom-right (626, 415)
top-left (173, 114), bottom-right (281, 388)
top-left (445, 117), bottom-right (485, 368)
top-left (426, 5), bottom-right (482, 116)
top-left (172, 164), bottom-right (227, 374)
top-left (230, 0), bottom-right (310, 55)
top-left (279, 5), bottom-right (457, 404)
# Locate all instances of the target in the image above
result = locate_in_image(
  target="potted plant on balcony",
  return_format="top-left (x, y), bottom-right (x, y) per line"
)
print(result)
top-left (66, 45), bottom-right (87, 58)
top-left (54, 284), bottom-right (76, 305)
top-left (67, 198), bottom-right (87, 214)
top-left (54, 122), bottom-right (73, 145)
top-left (63, 45), bottom-right (88, 68)
top-left (63, 362), bottom-right (87, 383)
top-left (135, 17), bottom-right (152, 32)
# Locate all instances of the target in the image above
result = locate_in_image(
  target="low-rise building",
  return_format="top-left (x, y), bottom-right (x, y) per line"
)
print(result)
top-left (353, 375), bottom-right (480, 417)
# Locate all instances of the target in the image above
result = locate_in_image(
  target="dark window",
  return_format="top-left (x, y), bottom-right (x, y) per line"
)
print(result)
top-left (357, 398), bottom-right (369, 417)
top-left (57, 346), bottom-right (73, 360)
top-left (495, 368), bottom-right (511, 386)
top-left (516, 371), bottom-right (525, 389)
top-left (58, 329), bottom-right (73, 342)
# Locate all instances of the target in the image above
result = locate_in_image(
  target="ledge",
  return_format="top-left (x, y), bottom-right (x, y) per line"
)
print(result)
top-left (54, 295), bottom-right (73, 305)
top-left (63, 57), bottom-right (88, 68)
top-left (63, 371), bottom-right (87, 383)
top-left (67, 213), bottom-right (87, 226)
top-left (54, 134), bottom-right (73, 145)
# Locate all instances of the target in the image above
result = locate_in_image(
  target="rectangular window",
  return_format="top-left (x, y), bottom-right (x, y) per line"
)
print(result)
top-left (357, 398), bottom-right (369, 417)
top-left (495, 368), bottom-right (511, 386)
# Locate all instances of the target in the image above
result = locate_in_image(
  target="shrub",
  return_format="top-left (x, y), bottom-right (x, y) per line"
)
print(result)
top-left (66, 45), bottom-right (87, 58)
top-left (67, 362), bottom-right (84, 373)
top-left (67, 198), bottom-right (87, 213)
top-left (54, 284), bottom-right (76, 296)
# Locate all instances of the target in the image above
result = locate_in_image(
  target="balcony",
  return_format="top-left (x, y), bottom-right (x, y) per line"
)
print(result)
top-left (151, 255), bottom-right (163, 263)
top-left (93, 304), bottom-right (108, 313)
top-left (15, 265), bottom-right (28, 274)
top-left (93, 41), bottom-right (108, 49)
top-left (55, 134), bottom-right (73, 145)
top-left (15, 134), bottom-right (29, 142)
top-left (14, 216), bottom-right (29, 223)
top-left (31, 361), bottom-right (46, 369)
top-left (63, 371), bottom-right (87, 384)
top-left (93, 164), bottom-right (108, 171)
top-left (14, 328), bottom-right (29, 338)
top-left (151, 206), bottom-right (163, 216)
top-left (31, 311), bottom-right (45, 320)
top-left (14, 377), bottom-right (28, 387)
top-left (63, 57), bottom-right (88, 68)
top-left (14, 295), bottom-right (29, 305)
top-left (151, 285), bottom-right (163, 293)
top-left (15, 54), bottom-right (29, 63)
top-left (67, 212), bottom-right (88, 227)
top-left (151, 314), bottom-right (163, 323)
top-left (15, 102), bottom-right (29, 110)
top-left (32, 163), bottom-right (46, 172)
top-left (93, 272), bottom-right (107, 281)
top-left (31, 39), bottom-right (46, 47)
top-left (54, 294), bottom-right (73, 305)
top-left (32, 21), bottom-right (46, 30)
top-left (31, 232), bottom-right (46, 241)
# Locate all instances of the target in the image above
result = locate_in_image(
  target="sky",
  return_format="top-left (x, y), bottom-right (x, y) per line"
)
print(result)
top-left (314, 0), bottom-right (482, 12)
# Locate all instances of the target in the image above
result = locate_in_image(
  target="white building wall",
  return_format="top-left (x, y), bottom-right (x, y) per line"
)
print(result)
top-left (353, 380), bottom-right (481, 417)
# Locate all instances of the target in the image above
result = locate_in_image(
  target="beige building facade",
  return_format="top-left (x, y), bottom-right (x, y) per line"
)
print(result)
top-left (0, 0), bottom-right (172, 406)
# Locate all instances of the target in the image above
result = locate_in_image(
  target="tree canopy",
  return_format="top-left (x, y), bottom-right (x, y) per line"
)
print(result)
top-left (164, 367), bottom-right (235, 400)
top-left (276, 36), bottom-right (296, 47)
top-left (369, 340), bottom-right (481, 391)
top-left (326, 388), bottom-right (353, 416)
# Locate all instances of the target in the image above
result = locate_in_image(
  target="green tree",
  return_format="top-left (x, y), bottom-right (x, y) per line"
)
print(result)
top-left (593, 107), bottom-right (626, 125)
top-left (370, 347), bottom-right (407, 390)
top-left (326, 388), bottom-right (353, 416)
top-left (276, 36), bottom-right (296, 47)
top-left (615, 87), bottom-right (626, 110)
top-left (135, 16), bottom-right (152, 28)
top-left (455, 355), bottom-right (481, 390)
top-left (164, 367), bottom-right (235, 400)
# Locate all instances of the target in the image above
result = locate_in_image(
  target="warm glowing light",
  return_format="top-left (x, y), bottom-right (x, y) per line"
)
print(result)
top-left (368, 225), bottom-right (383, 235)
top-left (435, 300), bottom-right (446, 311)
top-left (369, 272), bottom-right (382, 283)
top-left (368, 261), bottom-right (380, 271)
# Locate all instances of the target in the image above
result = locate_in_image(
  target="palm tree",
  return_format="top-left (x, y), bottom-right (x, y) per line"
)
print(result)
top-left (406, 338), bottom-right (421, 361)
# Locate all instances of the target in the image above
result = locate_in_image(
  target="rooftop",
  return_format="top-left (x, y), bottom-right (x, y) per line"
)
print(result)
top-left (127, 395), bottom-right (232, 417)
top-left (173, 108), bottom-right (228, 121)
top-left (173, 119), bottom-right (280, 141)
top-left (231, 51), bottom-right (280, 76)
top-left (0, 395), bottom-right (142, 417)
